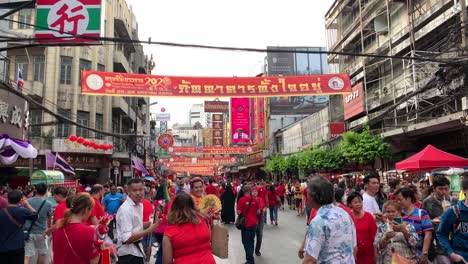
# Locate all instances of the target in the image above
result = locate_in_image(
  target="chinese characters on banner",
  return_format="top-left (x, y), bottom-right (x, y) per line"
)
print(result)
top-left (81, 71), bottom-right (352, 97)
top-left (35, 0), bottom-right (102, 43)
top-left (212, 113), bottom-right (224, 146)
top-left (231, 98), bottom-right (251, 144)
top-left (168, 146), bottom-right (254, 155)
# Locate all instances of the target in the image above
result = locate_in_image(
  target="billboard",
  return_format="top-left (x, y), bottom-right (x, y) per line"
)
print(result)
top-left (267, 47), bottom-right (330, 115)
top-left (81, 71), bottom-right (352, 97)
top-left (35, 0), bottom-right (101, 43)
top-left (343, 83), bottom-right (364, 120)
top-left (205, 101), bottom-right (229, 113)
top-left (231, 98), bottom-right (251, 144)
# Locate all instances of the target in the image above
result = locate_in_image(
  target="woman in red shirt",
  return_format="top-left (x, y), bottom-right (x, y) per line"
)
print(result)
top-left (347, 191), bottom-right (377, 264)
top-left (53, 193), bottom-right (100, 264)
top-left (163, 192), bottom-right (215, 264)
top-left (267, 185), bottom-right (280, 225)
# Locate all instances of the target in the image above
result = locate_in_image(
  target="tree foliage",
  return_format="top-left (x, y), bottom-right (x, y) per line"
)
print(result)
top-left (338, 128), bottom-right (390, 165)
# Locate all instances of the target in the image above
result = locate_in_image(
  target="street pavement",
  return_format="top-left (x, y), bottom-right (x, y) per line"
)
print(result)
top-left (226, 208), bottom-right (307, 264)
top-left (150, 208), bottom-right (307, 264)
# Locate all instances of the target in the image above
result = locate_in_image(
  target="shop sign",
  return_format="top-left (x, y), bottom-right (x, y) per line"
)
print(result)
top-left (159, 157), bottom-right (237, 164)
top-left (35, 0), bottom-right (102, 43)
top-left (343, 83), bottom-right (364, 120)
top-left (0, 89), bottom-right (29, 140)
top-left (81, 70), bottom-right (352, 98)
top-left (329, 122), bottom-right (346, 139)
top-left (60, 153), bottom-right (111, 168)
top-left (53, 138), bottom-right (113, 154)
top-left (246, 151), bottom-right (264, 165)
top-left (205, 101), bottom-right (229, 113)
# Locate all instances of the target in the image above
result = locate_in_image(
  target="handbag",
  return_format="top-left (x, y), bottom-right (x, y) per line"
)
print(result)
top-left (24, 199), bottom-right (46, 241)
top-left (211, 221), bottom-right (229, 259)
top-left (235, 196), bottom-right (253, 230)
top-left (391, 252), bottom-right (417, 264)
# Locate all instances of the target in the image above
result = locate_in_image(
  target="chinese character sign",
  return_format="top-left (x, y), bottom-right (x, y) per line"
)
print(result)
top-left (81, 71), bottom-right (352, 98)
top-left (35, 0), bottom-right (101, 43)
top-left (0, 89), bottom-right (29, 140)
top-left (231, 98), bottom-right (251, 144)
top-left (212, 113), bottom-right (224, 146)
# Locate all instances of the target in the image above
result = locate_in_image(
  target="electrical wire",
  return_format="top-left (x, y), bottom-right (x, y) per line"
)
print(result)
top-left (0, 17), bottom-right (459, 64)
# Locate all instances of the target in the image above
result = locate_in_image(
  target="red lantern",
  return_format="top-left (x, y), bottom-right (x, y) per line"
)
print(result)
top-left (68, 135), bottom-right (77, 142)
top-left (88, 141), bottom-right (95, 148)
top-left (82, 140), bottom-right (90, 147)
top-left (98, 144), bottom-right (106, 150)
top-left (76, 137), bottom-right (85, 144)
top-left (92, 143), bottom-right (99, 149)
top-left (109, 144), bottom-right (113, 149)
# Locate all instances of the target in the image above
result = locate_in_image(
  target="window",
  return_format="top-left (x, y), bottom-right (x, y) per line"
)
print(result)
top-left (8, 15), bottom-right (14, 29)
top-left (33, 56), bottom-right (45, 82)
top-left (3, 60), bottom-right (10, 82)
top-left (79, 59), bottom-right (91, 85)
top-left (16, 56), bottom-right (28, 81)
top-left (30, 109), bottom-right (42, 137)
top-left (77, 111), bottom-right (89, 138)
top-left (57, 109), bottom-right (71, 137)
top-left (95, 114), bottom-right (103, 139)
top-left (18, 9), bottom-right (32, 29)
top-left (97, 64), bottom-right (105, 72)
top-left (60, 56), bottom-right (72, 84)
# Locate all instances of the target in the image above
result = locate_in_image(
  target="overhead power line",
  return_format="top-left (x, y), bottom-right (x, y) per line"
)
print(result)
top-left (0, 17), bottom-right (458, 64)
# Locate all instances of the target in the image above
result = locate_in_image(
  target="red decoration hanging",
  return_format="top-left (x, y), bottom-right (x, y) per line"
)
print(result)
top-left (68, 135), bottom-right (77, 142)
top-left (76, 137), bottom-right (85, 144)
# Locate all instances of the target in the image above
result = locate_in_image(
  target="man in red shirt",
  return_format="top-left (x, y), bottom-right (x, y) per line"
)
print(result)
top-left (256, 181), bottom-right (269, 224)
top-left (276, 183), bottom-right (286, 210)
top-left (252, 187), bottom-right (265, 256)
top-left (87, 184), bottom-right (106, 225)
top-left (52, 187), bottom-right (68, 224)
top-left (236, 184), bottom-right (260, 264)
top-left (205, 179), bottom-right (218, 195)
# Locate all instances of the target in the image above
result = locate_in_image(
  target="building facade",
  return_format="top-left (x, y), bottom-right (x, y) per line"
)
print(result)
top-left (1, 0), bottom-right (151, 184)
top-left (326, 0), bottom-right (468, 164)
top-left (189, 103), bottom-right (209, 128)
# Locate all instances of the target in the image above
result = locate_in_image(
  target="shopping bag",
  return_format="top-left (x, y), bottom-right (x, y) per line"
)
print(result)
top-left (211, 224), bottom-right (229, 259)
top-left (99, 248), bottom-right (111, 264)
top-left (391, 253), bottom-right (417, 264)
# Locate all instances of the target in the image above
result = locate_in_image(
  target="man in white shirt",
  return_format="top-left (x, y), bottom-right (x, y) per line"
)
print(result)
top-left (116, 178), bottom-right (158, 264)
top-left (183, 177), bottom-right (191, 193)
top-left (362, 174), bottom-right (384, 222)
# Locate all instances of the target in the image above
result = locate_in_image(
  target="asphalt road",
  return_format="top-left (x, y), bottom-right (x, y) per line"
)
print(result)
top-left (226, 208), bottom-right (307, 264)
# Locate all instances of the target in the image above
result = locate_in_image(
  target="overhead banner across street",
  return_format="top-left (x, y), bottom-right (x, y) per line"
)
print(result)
top-left (81, 71), bottom-right (352, 97)
top-left (168, 146), bottom-right (254, 155)
top-left (158, 157), bottom-right (237, 164)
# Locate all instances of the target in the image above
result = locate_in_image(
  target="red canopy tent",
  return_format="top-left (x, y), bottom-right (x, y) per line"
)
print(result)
top-left (395, 145), bottom-right (468, 172)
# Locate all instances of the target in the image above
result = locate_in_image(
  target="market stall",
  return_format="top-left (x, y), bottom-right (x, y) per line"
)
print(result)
top-left (395, 145), bottom-right (468, 172)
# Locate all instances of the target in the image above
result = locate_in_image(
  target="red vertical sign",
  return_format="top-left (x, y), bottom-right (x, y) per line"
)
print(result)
top-left (258, 98), bottom-right (265, 143)
top-left (212, 114), bottom-right (224, 146)
top-left (252, 98), bottom-right (259, 143)
top-left (231, 98), bottom-right (251, 144)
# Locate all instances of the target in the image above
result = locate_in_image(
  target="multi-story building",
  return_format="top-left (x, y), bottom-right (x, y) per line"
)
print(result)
top-left (189, 103), bottom-right (210, 128)
top-left (266, 47), bottom-right (330, 155)
top-left (326, 0), bottom-right (468, 162)
top-left (1, 0), bottom-right (151, 184)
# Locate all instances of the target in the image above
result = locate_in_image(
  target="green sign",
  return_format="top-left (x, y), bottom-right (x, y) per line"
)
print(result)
top-left (450, 175), bottom-right (461, 192)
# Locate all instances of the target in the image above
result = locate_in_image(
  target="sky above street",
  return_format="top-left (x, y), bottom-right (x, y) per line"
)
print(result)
top-left (126, 0), bottom-right (335, 126)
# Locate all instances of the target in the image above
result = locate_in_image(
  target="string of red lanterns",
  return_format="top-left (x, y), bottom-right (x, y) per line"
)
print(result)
top-left (68, 135), bottom-right (113, 151)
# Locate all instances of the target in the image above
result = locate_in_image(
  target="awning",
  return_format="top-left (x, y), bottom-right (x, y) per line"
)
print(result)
top-left (395, 145), bottom-right (468, 172)
top-left (30, 170), bottom-right (64, 185)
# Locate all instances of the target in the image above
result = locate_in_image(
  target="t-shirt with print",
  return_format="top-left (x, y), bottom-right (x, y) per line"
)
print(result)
top-left (102, 193), bottom-right (123, 215)
top-left (402, 207), bottom-right (433, 254)
top-left (25, 197), bottom-right (52, 234)
top-left (237, 196), bottom-right (260, 228)
top-left (305, 204), bottom-right (356, 263)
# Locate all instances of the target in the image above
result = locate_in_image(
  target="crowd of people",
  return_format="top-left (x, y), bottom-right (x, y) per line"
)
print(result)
top-left (0, 172), bottom-right (466, 264)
